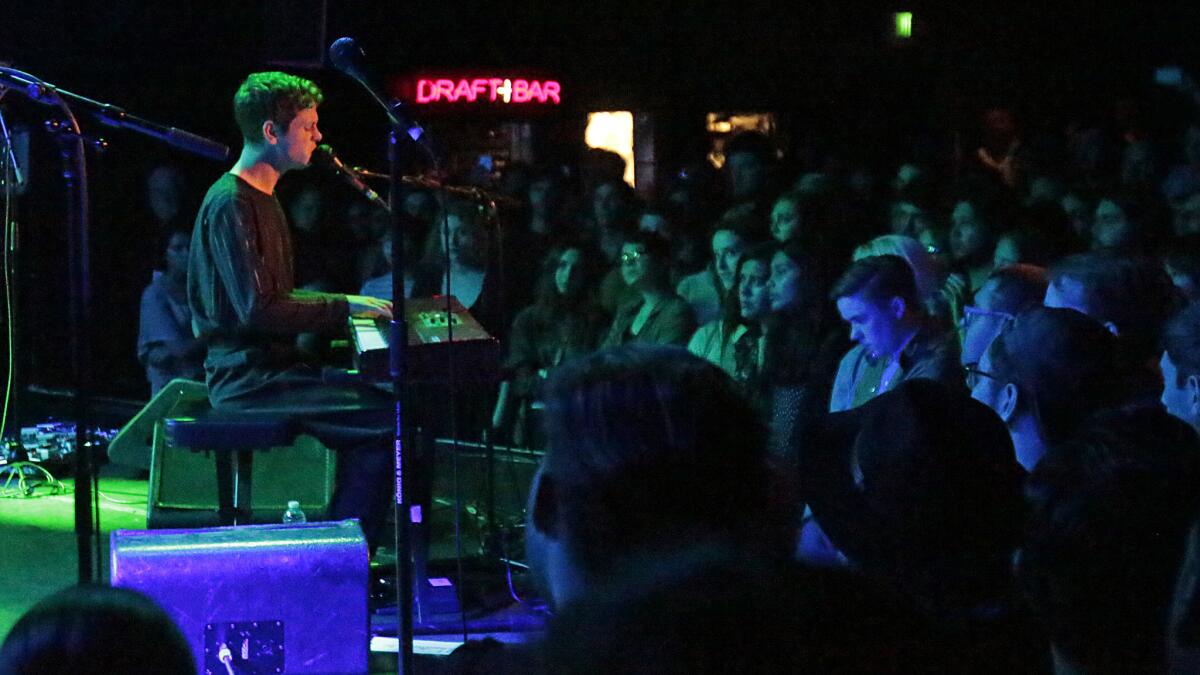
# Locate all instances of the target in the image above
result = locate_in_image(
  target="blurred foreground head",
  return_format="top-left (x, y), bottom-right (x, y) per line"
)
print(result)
top-left (0, 584), bottom-right (194, 675)
top-left (527, 344), bottom-right (785, 606)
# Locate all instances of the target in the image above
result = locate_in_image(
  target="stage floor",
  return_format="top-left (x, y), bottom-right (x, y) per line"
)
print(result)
top-left (0, 464), bottom-right (546, 671)
top-left (0, 470), bottom-right (146, 639)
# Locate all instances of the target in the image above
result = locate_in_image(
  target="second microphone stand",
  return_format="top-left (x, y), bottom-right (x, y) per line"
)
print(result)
top-left (386, 124), bottom-right (416, 675)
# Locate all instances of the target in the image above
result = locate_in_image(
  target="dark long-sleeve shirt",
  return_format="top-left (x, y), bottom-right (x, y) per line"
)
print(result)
top-left (188, 173), bottom-right (348, 403)
top-left (189, 173), bottom-right (347, 339)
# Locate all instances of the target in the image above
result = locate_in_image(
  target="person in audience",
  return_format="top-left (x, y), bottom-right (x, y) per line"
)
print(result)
top-left (1162, 124), bottom-right (1200, 208)
top-left (1119, 138), bottom-right (1160, 194)
top-left (829, 255), bottom-right (961, 411)
top-left (1160, 302), bottom-right (1200, 433)
top-left (592, 182), bottom-right (643, 315)
top-left (889, 198), bottom-right (934, 239)
top-left (799, 379), bottom-right (1047, 672)
top-left (137, 227), bottom-right (205, 395)
top-left (1044, 251), bottom-right (1179, 400)
top-left (973, 107), bottom-right (1025, 190)
top-left (1025, 174), bottom-right (1066, 207)
top-left (852, 234), bottom-right (946, 309)
top-left (0, 584), bottom-right (195, 675)
top-left (1172, 192), bottom-right (1200, 238)
top-left (1089, 194), bottom-right (1160, 254)
top-left (1060, 188), bottom-right (1093, 244)
top-left (588, 177), bottom-right (638, 265)
top-left (525, 167), bottom-right (569, 243)
top-left (993, 227), bottom-right (1057, 269)
top-left (752, 241), bottom-right (843, 456)
top-left (949, 197), bottom-right (999, 292)
top-left (969, 306), bottom-right (1130, 471)
top-left (636, 200), bottom-right (675, 239)
top-left (769, 191), bottom-right (804, 244)
top-left (960, 264), bottom-right (1048, 367)
top-left (357, 232), bottom-right (416, 301)
top-left (497, 245), bottom-right (607, 444)
top-left (1169, 514), bottom-right (1200, 674)
top-left (675, 220), bottom-right (747, 326)
top-left (1165, 240), bottom-right (1200, 302)
top-left (346, 198), bottom-right (388, 286)
top-left (601, 232), bottom-right (695, 347)
top-left (503, 167), bottom-right (571, 304)
top-left (411, 199), bottom-right (509, 339)
top-left (889, 163), bottom-right (935, 239)
top-left (687, 241), bottom-right (772, 376)
top-left (723, 131), bottom-right (777, 228)
top-left (282, 181), bottom-right (342, 291)
top-left (145, 164), bottom-right (190, 234)
top-left (1019, 406), bottom-right (1200, 674)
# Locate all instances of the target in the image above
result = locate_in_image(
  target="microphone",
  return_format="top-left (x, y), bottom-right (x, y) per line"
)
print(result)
top-left (313, 144), bottom-right (390, 212)
top-left (328, 37), bottom-right (423, 141)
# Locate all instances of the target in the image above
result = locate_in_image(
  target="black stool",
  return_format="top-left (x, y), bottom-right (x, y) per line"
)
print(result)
top-left (164, 413), bottom-right (297, 526)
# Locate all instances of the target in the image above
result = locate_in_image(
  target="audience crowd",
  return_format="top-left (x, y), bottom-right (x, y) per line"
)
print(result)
top-left (81, 85), bottom-right (1200, 672)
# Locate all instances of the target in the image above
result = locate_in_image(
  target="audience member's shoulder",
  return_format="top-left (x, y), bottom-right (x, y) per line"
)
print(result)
top-left (676, 269), bottom-right (710, 295)
top-left (660, 294), bottom-right (695, 316)
top-left (537, 559), bottom-right (959, 674)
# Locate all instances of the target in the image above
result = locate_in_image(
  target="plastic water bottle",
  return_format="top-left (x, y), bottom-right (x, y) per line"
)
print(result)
top-left (282, 500), bottom-right (307, 525)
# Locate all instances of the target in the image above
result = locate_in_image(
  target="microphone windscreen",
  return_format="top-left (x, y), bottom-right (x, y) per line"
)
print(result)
top-left (312, 144), bottom-right (335, 164)
top-left (328, 37), bottom-right (365, 80)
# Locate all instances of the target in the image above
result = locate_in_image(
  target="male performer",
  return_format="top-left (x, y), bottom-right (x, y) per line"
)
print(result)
top-left (188, 71), bottom-right (394, 546)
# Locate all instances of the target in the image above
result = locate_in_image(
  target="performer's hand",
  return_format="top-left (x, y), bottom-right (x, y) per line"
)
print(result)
top-left (347, 295), bottom-right (393, 320)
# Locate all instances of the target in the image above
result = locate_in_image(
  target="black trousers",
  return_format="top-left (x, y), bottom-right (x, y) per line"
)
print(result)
top-left (207, 361), bottom-right (401, 551)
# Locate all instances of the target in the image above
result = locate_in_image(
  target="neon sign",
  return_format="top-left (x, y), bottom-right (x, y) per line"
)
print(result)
top-left (414, 78), bottom-right (562, 105)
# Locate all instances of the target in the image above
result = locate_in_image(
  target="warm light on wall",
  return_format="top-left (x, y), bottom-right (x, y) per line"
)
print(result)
top-left (586, 111), bottom-right (635, 187)
top-left (705, 112), bottom-right (776, 169)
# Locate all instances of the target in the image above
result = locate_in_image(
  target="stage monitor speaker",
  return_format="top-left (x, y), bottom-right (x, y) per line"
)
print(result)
top-left (109, 378), bottom-right (209, 471)
top-left (149, 433), bottom-right (336, 529)
top-left (112, 520), bottom-right (368, 675)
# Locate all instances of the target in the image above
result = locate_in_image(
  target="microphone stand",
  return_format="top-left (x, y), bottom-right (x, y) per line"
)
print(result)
top-left (387, 119), bottom-right (416, 675)
top-left (0, 67), bottom-right (230, 584)
top-left (327, 37), bottom-right (431, 673)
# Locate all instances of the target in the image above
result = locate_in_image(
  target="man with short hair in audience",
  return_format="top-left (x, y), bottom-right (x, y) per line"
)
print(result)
top-left (800, 378), bottom-right (1047, 672)
top-left (1161, 302), bottom-right (1200, 432)
top-left (829, 254), bottom-right (961, 411)
top-left (960, 264), bottom-right (1048, 367)
top-left (1043, 250), bottom-right (1179, 398)
top-left (1019, 406), bottom-right (1200, 673)
top-left (970, 307), bottom-right (1131, 471)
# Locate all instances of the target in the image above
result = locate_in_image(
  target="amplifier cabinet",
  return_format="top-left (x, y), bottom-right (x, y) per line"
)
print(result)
top-left (111, 520), bottom-right (368, 674)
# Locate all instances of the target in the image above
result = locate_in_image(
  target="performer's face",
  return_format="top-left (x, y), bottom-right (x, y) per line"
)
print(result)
top-left (277, 106), bottom-right (322, 170)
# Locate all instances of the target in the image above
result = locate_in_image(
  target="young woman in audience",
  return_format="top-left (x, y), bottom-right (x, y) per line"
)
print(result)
top-left (687, 241), bottom-right (775, 376)
top-left (496, 244), bottom-right (608, 443)
top-left (740, 240), bottom-right (843, 457)
top-left (601, 232), bottom-right (696, 347)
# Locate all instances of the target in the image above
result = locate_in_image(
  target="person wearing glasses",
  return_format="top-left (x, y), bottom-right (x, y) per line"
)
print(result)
top-left (601, 231), bottom-right (695, 348)
top-left (967, 306), bottom-right (1130, 471)
top-left (959, 264), bottom-right (1048, 367)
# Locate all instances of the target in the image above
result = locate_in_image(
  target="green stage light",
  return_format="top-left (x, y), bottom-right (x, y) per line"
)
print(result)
top-left (895, 12), bottom-right (913, 39)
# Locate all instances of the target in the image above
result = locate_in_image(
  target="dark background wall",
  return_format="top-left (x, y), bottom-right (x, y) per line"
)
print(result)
top-left (0, 0), bottom-right (1198, 400)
